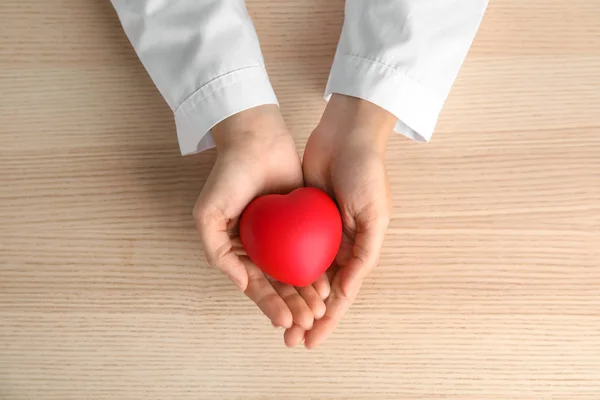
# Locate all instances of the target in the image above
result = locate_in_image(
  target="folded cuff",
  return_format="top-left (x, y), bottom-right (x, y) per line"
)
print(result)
top-left (325, 54), bottom-right (445, 142)
top-left (174, 66), bottom-right (278, 155)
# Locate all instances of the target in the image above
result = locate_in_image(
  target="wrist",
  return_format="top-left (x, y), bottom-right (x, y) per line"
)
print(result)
top-left (317, 94), bottom-right (396, 153)
top-left (212, 105), bottom-right (290, 153)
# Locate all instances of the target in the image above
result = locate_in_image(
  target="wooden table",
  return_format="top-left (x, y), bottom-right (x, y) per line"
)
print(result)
top-left (1, 1), bottom-right (599, 399)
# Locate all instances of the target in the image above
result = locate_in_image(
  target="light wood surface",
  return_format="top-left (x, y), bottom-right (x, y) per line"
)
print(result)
top-left (1, 1), bottom-right (599, 399)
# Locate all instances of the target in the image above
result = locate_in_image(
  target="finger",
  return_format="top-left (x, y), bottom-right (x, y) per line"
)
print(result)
top-left (305, 217), bottom-right (388, 349)
top-left (272, 282), bottom-right (314, 330)
top-left (297, 285), bottom-right (326, 319)
top-left (283, 324), bottom-right (306, 348)
top-left (311, 273), bottom-right (331, 301)
top-left (304, 271), bottom-right (354, 349)
top-left (195, 205), bottom-right (248, 291)
top-left (242, 258), bottom-right (293, 329)
top-left (341, 216), bottom-right (388, 296)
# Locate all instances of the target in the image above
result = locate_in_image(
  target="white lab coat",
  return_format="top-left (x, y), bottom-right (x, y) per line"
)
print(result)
top-left (112, 0), bottom-right (488, 155)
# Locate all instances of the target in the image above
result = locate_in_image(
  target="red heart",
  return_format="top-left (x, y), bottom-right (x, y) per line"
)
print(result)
top-left (240, 187), bottom-right (342, 287)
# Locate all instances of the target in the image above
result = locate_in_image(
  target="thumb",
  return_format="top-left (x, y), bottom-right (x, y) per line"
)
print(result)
top-left (340, 215), bottom-right (389, 298)
top-left (194, 204), bottom-right (248, 291)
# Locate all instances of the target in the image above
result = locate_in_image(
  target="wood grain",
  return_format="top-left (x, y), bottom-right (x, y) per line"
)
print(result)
top-left (1, 0), bottom-right (599, 399)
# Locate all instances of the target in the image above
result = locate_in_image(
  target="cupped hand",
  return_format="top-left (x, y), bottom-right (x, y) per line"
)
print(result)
top-left (193, 105), bottom-right (330, 330)
top-left (285, 95), bottom-right (395, 348)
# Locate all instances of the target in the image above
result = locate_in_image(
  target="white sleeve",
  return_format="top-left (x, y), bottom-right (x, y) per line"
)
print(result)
top-left (111, 0), bottom-right (278, 155)
top-left (326, 0), bottom-right (488, 142)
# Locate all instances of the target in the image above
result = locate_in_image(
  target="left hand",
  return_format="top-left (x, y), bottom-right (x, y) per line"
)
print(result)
top-left (193, 105), bottom-right (329, 331)
top-left (284, 94), bottom-right (396, 348)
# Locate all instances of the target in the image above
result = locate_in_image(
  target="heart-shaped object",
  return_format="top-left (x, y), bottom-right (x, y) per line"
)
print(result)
top-left (240, 187), bottom-right (342, 287)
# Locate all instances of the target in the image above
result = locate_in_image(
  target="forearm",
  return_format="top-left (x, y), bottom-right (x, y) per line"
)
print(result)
top-left (111, 0), bottom-right (278, 155)
top-left (211, 105), bottom-right (289, 152)
top-left (327, 0), bottom-right (489, 142)
top-left (318, 94), bottom-right (396, 155)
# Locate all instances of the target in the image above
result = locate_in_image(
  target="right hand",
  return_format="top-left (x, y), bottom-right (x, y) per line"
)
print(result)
top-left (193, 105), bottom-right (330, 330)
top-left (286, 94), bottom-right (394, 348)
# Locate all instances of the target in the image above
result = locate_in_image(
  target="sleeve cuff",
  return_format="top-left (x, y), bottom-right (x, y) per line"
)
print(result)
top-left (325, 54), bottom-right (445, 143)
top-left (174, 66), bottom-right (278, 155)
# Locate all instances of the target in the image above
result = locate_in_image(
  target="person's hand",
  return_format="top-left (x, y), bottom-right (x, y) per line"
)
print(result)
top-left (285, 95), bottom-right (395, 348)
top-left (194, 105), bottom-right (330, 330)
